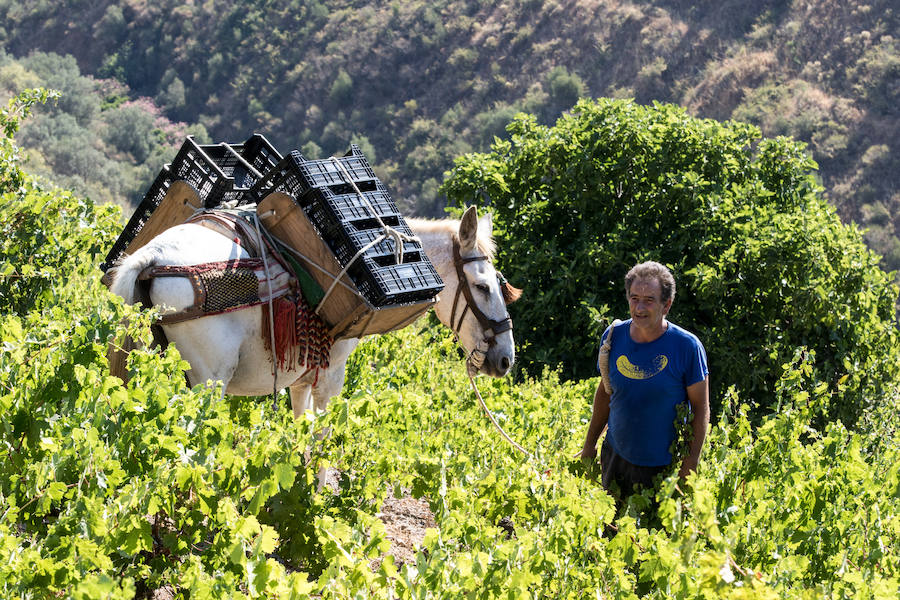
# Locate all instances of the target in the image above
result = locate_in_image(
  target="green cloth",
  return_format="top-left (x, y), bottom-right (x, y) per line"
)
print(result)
top-left (283, 251), bottom-right (326, 308)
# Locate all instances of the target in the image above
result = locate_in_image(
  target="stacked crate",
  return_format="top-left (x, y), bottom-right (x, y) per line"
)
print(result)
top-left (101, 134), bottom-right (283, 271)
top-left (102, 136), bottom-right (444, 337)
top-left (248, 145), bottom-right (443, 308)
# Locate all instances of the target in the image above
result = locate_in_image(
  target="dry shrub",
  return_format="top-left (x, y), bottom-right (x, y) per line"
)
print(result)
top-left (685, 49), bottom-right (777, 119)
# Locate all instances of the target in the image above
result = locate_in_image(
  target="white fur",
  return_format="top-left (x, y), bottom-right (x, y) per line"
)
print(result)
top-left (109, 207), bottom-right (515, 417)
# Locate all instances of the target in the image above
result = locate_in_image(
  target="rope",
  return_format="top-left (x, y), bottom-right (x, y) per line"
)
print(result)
top-left (250, 212), bottom-right (279, 403)
top-left (307, 157), bottom-right (423, 315)
top-left (314, 234), bottom-right (387, 316)
top-left (255, 226), bottom-right (359, 297)
top-left (467, 371), bottom-right (532, 458)
top-left (328, 157), bottom-right (421, 263)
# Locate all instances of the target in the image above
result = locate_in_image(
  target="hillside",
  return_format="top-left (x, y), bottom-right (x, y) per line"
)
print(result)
top-left (1, 0), bottom-right (898, 267)
top-left (2, 82), bottom-right (900, 600)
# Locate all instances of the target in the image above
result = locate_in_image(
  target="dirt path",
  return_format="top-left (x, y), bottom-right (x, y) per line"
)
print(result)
top-left (375, 494), bottom-right (436, 567)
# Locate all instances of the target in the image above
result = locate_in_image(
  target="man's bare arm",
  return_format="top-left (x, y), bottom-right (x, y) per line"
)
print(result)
top-left (679, 377), bottom-right (709, 478)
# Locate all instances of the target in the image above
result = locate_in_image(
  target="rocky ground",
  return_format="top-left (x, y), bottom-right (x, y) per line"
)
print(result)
top-left (374, 493), bottom-right (436, 568)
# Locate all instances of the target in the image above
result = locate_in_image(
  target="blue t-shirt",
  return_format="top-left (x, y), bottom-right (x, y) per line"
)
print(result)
top-left (598, 320), bottom-right (708, 467)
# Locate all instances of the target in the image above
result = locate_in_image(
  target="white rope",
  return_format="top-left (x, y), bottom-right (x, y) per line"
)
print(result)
top-left (250, 212), bottom-right (279, 401)
top-left (328, 157), bottom-right (422, 264)
top-left (303, 157), bottom-right (424, 315)
top-left (314, 233), bottom-right (388, 316)
top-left (255, 224), bottom-right (359, 297)
top-left (467, 371), bottom-right (532, 458)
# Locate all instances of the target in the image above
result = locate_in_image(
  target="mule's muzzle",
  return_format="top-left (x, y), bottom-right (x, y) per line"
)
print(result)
top-left (482, 345), bottom-right (514, 377)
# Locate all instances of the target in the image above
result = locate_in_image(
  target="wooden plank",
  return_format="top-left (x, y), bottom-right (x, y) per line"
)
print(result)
top-left (353, 299), bottom-right (434, 338)
top-left (128, 180), bottom-right (202, 254)
top-left (101, 180), bottom-right (201, 288)
top-left (257, 191), bottom-right (365, 332)
top-left (257, 191), bottom-right (435, 339)
top-left (326, 303), bottom-right (370, 339)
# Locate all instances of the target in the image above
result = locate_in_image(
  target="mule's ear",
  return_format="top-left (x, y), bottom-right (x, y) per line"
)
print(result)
top-left (478, 211), bottom-right (493, 236)
top-left (459, 205), bottom-right (478, 251)
top-left (502, 281), bottom-right (522, 304)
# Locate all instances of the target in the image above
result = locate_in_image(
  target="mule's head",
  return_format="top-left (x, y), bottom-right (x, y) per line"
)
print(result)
top-left (440, 206), bottom-right (520, 377)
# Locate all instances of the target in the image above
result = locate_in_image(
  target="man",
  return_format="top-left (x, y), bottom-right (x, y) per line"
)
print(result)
top-left (580, 261), bottom-right (709, 499)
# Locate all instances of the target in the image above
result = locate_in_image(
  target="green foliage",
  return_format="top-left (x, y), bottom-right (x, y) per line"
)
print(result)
top-left (101, 103), bottom-right (157, 163)
top-left (2, 269), bottom-right (899, 598)
top-left (1, 102), bottom-right (899, 594)
top-left (0, 90), bottom-right (122, 315)
top-left (443, 98), bottom-right (900, 425)
top-left (0, 87), bottom-right (57, 193)
top-left (0, 97), bottom-right (319, 598)
top-left (328, 69), bottom-right (354, 107)
top-left (545, 66), bottom-right (586, 114)
top-left (0, 51), bottom-right (198, 209)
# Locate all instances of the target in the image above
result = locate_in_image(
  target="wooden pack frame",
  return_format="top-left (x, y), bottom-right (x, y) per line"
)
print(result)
top-left (101, 181), bottom-right (202, 288)
top-left (257, 191), bottom-right (436, 340)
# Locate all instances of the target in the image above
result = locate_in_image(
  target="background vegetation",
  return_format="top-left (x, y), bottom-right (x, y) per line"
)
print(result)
top-left (1, 92), bottom-right (898, 596)
top-left (0, 0), bottom-right (897, 270)
top-left (444, 98), bottom-right (900, 426)
top-left (0, 49), bottom-right (208, 207)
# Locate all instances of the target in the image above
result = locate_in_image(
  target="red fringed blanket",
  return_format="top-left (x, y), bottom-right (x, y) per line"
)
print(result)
top-left (262, 294), bottom-right (332, 380)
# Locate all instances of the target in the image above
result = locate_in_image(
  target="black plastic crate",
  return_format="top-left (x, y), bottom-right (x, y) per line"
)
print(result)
top-left (101, 167), bottom-right (172, 271)
top-left (309, 209), bottom-right (409, 253)
top-left (299, 180), bottom-right (398, 220)
top-left (168, 137), bottom-right (235, 207)
top-left (198, 134), bottom-right (282, 190)
top-left (101, 134), bottom-right (282, 272)
top-left (353, 259), bottom-right (444, 307)
top-left (296, 144), bottom-right (376, 193)
top-left (249, 144), bottom-right (377, 201)
top-left (236, 134), bottom-right (283, 188)
top-left (327, 223), bottom-right (419, 266)
top-left (302, 183), bottom-right (402, 240)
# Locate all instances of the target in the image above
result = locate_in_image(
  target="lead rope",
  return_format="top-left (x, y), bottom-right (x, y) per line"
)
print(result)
top-left (450, 245), bottom-right (529, 457)
top-left (467, 370), bottom-right (532, 458)
top-left (461, 297), bottom-right (531, 458)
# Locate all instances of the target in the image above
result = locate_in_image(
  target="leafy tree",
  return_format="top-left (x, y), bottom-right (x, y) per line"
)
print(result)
top-left (101, 103), bottom-right (157, 163)
top-left (443, 98), bottom-right (900, 425)
top-left (329, 69), bottom-right (354, 107)
top-left (546, 66), bottom-right (585, 112)
top-left (20, 52), bottom-right (100, 125)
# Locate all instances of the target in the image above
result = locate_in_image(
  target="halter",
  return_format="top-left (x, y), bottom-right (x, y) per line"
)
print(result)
top-left (450, 239), bottom-right (513, 349)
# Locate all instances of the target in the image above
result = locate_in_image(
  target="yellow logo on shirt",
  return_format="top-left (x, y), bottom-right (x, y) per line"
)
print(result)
top-left (617, 354), bottom-right (668, 379)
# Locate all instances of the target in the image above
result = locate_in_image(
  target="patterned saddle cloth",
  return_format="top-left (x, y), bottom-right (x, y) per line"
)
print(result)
top-left (138, 209), bottom-right (332, 376)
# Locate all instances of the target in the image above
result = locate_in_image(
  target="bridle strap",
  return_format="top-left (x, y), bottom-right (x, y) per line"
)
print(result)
top-left (450, 240), bottom-right (514, 347)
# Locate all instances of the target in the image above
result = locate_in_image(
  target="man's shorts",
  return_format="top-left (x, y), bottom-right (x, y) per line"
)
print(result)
top-left (600, 437), bottom-right (668, 499)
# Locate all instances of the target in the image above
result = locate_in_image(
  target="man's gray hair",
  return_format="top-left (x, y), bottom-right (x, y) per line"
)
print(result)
top-left (625, 261), bottom-right (676, 303)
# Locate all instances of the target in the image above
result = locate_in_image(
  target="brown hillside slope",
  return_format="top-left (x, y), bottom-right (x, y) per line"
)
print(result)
top-left (1, 0), bottom-right (897, 267)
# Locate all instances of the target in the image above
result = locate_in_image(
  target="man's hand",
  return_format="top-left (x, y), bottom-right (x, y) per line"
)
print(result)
top-left (579, 444), bottom-right (597, 462)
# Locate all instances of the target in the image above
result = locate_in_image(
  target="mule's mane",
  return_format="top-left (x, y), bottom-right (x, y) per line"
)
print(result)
top-left (407, 217), bottom-right (496, 260)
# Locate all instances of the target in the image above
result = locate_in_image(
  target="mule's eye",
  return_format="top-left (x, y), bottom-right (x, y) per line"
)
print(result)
top-left (475, 283), bottom-right (490, 294)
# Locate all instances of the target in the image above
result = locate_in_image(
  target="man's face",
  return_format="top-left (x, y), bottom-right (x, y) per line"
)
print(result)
top-left (628, 277), bottom-right (672, 333)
